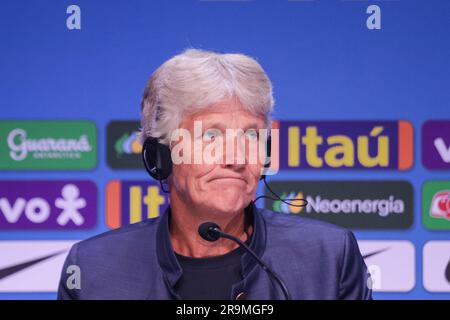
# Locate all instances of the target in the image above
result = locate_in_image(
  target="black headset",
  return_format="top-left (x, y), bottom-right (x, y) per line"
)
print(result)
top-left (142, 136), bottom-right (272, 182)
top-left (142, 137), bottom-right (173, 181)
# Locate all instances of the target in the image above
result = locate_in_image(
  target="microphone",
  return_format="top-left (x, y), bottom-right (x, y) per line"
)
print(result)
top-left (198, 222), bottom-right (292, 300)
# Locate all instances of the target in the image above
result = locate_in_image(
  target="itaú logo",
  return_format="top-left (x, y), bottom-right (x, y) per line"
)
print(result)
top-left (274, 192), bottom-right (405, 217)
top-left (430, 191), bottom-right (450, 221)
top-left (288, 126), bottom-right (390, 167)
top-left (106, 180), bottom-right (169, 229)
top-left (278, 120), bottom-right (413, 170)
top-left (7, 128), bottom-right (92, 161)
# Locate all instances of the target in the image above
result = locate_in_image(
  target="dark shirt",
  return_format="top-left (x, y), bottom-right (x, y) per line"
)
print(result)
top-left (57, 203), bottom-right (373, 300)
top-left (174, 245), bottom-right (246, 300)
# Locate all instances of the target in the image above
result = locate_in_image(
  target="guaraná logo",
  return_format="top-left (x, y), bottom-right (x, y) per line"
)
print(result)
top-left (0, 121), bottom-right (97, 170)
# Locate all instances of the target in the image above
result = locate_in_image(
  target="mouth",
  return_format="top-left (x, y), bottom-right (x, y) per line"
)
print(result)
top-left (209, 176), bottom-right (247, 183)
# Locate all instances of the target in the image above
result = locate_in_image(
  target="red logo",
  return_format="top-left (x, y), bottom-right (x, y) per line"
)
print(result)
top-left (430, 191), bottom-right (450, 220)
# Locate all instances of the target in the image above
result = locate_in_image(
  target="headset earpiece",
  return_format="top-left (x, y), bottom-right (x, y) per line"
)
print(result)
top-left (142, 137), bottom-right (172, 181)
top-left (260, 135), bottom-right (272, 181)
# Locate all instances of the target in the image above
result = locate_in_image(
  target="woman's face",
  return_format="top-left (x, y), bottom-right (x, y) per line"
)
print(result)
top-left (170, 100), bottom-right (267, 215)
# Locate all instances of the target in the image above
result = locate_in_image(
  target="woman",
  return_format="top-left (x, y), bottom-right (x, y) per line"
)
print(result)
top-left (58, 49), bottom-right (372, 300)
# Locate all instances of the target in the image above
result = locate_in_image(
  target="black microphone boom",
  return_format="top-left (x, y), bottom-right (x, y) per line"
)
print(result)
top-left (198, 222), bottom-right (292, 300)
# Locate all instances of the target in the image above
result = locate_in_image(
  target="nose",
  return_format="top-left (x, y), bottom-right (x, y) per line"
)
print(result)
top-left (220, 134), bottom-right (247, 169)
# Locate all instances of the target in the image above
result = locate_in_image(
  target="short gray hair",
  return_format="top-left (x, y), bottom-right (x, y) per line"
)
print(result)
top-left (139, 48), bottom-right (274, 145)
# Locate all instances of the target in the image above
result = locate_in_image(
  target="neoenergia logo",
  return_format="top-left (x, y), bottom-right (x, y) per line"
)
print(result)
top-left (274, 192), bottom-right (404, 218)
top-left (266, 181), bottom-right (413, 229)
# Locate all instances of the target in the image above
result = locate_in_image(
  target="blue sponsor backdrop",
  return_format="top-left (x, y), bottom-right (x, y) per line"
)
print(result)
top-left (0, 0), bottom-right (449, 299)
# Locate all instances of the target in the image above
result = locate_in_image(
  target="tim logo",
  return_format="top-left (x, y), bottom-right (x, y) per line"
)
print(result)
top-left (430, 191), bottom-right (450, 221)
top-left (278, 120), bottom-right (413, 170)
top-left (0, 181), bottom-right (96, 230)
top-left (106, 180), bottom-right (169, 229)
top-left (422, 120), bottom-right (450, 170)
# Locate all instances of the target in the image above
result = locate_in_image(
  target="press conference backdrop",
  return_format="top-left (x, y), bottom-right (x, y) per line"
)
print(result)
top-left (0, 0), bottom-right (449, 300)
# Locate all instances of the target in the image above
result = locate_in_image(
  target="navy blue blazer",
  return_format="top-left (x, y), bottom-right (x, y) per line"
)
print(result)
top-left (57, 203), bottom-right (372, 300)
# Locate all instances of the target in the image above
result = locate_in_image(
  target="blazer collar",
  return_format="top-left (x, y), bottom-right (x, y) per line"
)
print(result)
top-left (156, 201), bottom-right (267, 289)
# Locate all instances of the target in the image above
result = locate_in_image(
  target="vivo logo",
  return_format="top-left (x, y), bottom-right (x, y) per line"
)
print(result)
top-left (422, 120), bottom-right (450, 170)
top-left (0, 181), bottom-right (97, 230)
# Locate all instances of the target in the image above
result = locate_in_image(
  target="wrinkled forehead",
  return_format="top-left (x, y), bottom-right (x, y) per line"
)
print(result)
top-left (180, 101), bottom-right (267, 130)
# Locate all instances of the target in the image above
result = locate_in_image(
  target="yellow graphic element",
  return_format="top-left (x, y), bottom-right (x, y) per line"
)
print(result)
top-left (288, 125), bottom-right (390, 168)
top-left (302, 127), bottom-right (323, 168)
top-left (130, 186), bottom-right (142, 224)
top-left (325, 135), bottom-right (354, 167)
top-left (129, 186), bottom-right (166, 223)
top-left (289, 192), bottom-right (304, 214)
top-left (288, 127), bottom-right (300, 167)
top-left (144, 186), bottom-right (165, 219)
top-left (131, 139), bottom-right (142, 153)
top-left (357, 126), bottom-right (389, 167)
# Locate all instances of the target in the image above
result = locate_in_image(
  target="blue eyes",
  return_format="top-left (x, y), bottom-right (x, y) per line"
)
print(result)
top-left (245, 130), bottom-right (258, 140)
top-left (202, 130), bottom-right (259, 140)
top-left (203, 129), bottom-right (221, 140)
